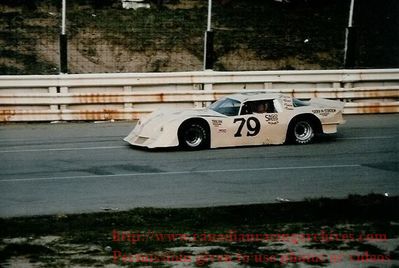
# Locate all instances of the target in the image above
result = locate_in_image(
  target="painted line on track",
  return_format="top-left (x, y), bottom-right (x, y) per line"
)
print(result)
top-left (336, 136), bottom-right (396, 140)
top-left (0, 164), bottom-right (361, 183)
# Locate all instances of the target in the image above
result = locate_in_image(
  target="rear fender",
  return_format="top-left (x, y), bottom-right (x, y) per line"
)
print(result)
top-left (286, 114), bottom-right (323, 138)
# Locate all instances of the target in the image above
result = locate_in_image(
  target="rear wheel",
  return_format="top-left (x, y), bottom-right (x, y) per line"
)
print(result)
top-left (179, 122), bottom-right (209, 150)
top-left (289, 119), bottom-right (315, 144)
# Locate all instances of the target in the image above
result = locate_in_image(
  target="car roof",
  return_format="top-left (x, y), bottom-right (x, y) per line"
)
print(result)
top-left (226, 91), bottom-right (285, 102)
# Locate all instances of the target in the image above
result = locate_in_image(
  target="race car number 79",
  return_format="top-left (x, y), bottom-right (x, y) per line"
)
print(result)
top-left (234, 117), bottom-right (261, 137)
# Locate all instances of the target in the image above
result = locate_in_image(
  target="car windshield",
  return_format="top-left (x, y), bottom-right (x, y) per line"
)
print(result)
top-left (209, 98), bottom-right (241, 116)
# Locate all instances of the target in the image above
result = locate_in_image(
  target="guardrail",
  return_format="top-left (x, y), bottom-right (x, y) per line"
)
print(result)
top-left (1, 69), bottom-right (398, 121)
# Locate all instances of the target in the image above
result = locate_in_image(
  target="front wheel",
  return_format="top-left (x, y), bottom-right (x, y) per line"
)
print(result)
top-left (179, 123), bottom-right (209, 150)
top-left (289, 120), bottom-right (315, 144)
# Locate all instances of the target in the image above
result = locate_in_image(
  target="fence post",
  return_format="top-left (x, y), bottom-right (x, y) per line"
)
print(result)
top-left (60, 34), bottom-right (68, 73)
top-left (60, 0), bottom-right (68, 73)
top-left (204, 30), bottom-right (214, 70)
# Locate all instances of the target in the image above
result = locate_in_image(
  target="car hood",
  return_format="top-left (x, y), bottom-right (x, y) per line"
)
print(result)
top-left (137, 108), bottom-right (223, 136)
top-left (142, 108), bottom-right (223, 123)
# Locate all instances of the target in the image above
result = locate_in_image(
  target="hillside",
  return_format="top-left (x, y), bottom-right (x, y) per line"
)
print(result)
top-left (0, 0), bottom-right (398, 74)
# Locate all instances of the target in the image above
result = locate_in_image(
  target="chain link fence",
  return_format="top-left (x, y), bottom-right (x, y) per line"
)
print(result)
top-left (0, 0), bottom-right (398, 75)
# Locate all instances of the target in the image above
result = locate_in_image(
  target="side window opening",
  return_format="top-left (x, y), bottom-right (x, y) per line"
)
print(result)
top-left (240, 103), bottom-right (251, 115)
top-left (265, 101), bottom-right (275, 113)
top-left (240, 100), bottom-right (276, 115)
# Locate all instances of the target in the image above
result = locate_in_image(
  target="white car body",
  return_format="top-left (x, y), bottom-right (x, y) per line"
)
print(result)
top-left (124, 92), bottom-right (345, 149)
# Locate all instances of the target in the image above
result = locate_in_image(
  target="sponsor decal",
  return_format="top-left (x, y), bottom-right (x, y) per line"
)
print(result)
top-left (265, 114), bottom-right (279, 125)
top-left (282, 97), bottom-right (294, 110)
top-left (312, 109), bottom-right (336, 116)
top-left (212, 119), bottom-right (223, 127)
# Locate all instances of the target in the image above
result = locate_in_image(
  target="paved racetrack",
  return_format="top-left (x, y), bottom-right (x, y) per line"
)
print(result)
top-left (0, 114), bottom-right (398, 217)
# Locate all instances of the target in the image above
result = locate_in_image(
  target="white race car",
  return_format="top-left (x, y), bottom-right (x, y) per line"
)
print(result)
top-left (124, 92), bottom-right (345, 150)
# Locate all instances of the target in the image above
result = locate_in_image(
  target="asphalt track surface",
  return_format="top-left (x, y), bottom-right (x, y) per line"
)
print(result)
top-left (0, 114), bottom-right (398, 217)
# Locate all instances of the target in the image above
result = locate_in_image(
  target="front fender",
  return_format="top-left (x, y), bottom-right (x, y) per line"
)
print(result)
top-left (124, 118), bottom-right (182, 148)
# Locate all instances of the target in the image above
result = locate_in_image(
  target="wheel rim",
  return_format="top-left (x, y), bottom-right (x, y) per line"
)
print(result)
top-left (294, 121), bottom-right (313, 141)
top-left (184, 126), bottom-right (203, 147)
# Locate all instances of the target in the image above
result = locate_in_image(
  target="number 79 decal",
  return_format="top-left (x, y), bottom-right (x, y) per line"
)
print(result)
top-left (234, 117), bottom-right (261, 137)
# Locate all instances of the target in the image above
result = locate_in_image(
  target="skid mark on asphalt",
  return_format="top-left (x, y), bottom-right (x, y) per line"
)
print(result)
top-left (0, 145), bottom-right (125, 153)
top-left (0, 164), bottom-right (361, 183)
top-left (362, 161), bottom-right (399, 173)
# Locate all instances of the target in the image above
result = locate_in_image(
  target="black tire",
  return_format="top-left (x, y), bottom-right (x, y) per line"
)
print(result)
top-left (178, 122), bottom-right (209, 150)
top-left (288, 119), bottom-right (315, 145)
